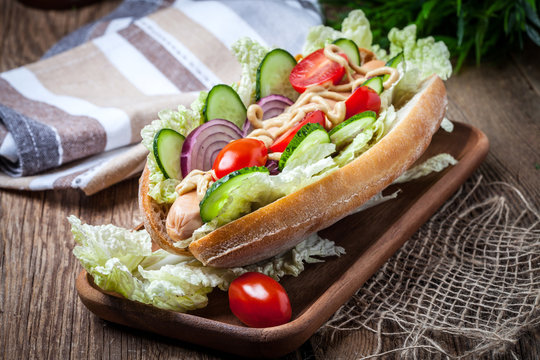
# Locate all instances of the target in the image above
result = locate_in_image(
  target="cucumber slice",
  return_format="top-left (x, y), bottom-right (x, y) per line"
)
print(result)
top-left (200, 166), bottom-right (270, 223)
top-left (361, 77), bottom-right (383, 94)
top-left (386, 52), bottom-right (404, 67)
top-left (333, 38), bottom-right (360, 66)
top-left (383, 52), bottom-right (404, 82)
top-left (278, 123), bottom-right (330, 171)
top-left (329, 111), bottom-right (376, 150)
top-left (203, 84), bottom-right (247, 129)
top-left (153, 128), bottom-right (185, 180)
top-left (256, 48), bottom-right (298, 102)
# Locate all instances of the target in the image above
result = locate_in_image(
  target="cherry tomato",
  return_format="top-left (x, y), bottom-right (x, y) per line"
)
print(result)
top-left (228, 272), bottom-right (292, 328)
top-left (269, 110), bottom-right (326, 153)
top-left (344, 85), bottom-right (381, 119)
top-left (289, 49), bottom-right (347, 93)
top-left (212, 138), bottom-right (267, 179)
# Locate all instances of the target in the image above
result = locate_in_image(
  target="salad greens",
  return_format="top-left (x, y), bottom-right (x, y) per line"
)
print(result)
top-left (386, 25), bottom-right (452, 80)
top-left (394, 153), bottom-right (458, 183)
top-left (304, 9), bottom-right (373, 55)
top-left (71, 216), bottom-right (344, 312)
top-left (231, 37), bottom-right (270, 106)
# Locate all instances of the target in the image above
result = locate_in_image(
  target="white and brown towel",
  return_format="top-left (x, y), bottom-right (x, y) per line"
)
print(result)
top-left (0, 0), bottom-right (322, 194)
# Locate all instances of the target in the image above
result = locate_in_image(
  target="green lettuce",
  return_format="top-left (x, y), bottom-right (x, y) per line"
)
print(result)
top-left (341, 9), bottom-right (373, 49)
top-left (386, 24), bottom-right (452, 80)
top-left (334, 127), bottom-right (374, 167)
top-left (394, 153), bottom-right (458, 183)
top-left (303, 10), bottom-right (373, 55)
top-left (333, 104), bottom-right (399, 168)
top-left (231, 37), bottom-right (271, 106)
top-left (371, 105), bottom-right (398, 143)
top-left (275, 152), bottom-right (337, 195)
top-left (440, 117), bottom-right (454, 133)
top-left (70, 216), bottom-right (344, 312)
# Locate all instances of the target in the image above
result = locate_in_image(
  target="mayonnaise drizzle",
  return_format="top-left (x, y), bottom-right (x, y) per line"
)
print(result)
top-left (175, 44), bottom-right (400, 199)
top-left (176, 169), bottom-right (215, 200)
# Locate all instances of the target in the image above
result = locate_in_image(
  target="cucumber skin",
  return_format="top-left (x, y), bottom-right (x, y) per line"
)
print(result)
top-left (329, 111), bottom-right (376, 149)
top-left (361, 77), bottom-right (383, 94)
top-left (386, 52), bottom-right (404, 67)
top-left (203, 84), bottom-right (246, 128)
top-left (328, 111), bottom-right (376, 136)
top-left (256, 48), bottom-right (298, 102)
top-left (278, 123), bottom-right (329, 171)
top-left (200, 166), bottom-right (269, 223)
top-left (153, 128), bottom-right (185, 180)
top-left (383, 52), bottom-right (404, 82)
top-left (332, 38), bottom-right (360, 66)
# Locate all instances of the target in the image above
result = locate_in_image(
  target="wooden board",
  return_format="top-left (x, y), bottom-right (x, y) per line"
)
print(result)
top-left (76, 121), bottom-right (489, 358)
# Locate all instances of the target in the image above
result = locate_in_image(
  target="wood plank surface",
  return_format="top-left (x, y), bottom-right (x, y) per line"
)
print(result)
top-left (0, 1), bottom-right (538, 359)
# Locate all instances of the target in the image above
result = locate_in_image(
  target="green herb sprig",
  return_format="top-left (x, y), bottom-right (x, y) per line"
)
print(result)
top-left (320, 0), bottom-right (540, 71)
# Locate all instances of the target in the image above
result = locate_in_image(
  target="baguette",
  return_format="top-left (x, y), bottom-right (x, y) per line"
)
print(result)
top-left (139, 74), bottom-right (447, 267)
top-left (138, 166), bottom-right (191, 256)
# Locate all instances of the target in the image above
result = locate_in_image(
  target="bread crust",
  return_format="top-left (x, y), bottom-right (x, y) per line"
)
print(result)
top-left (139, 75), bottom-right (447, 267)
top-left (138, 165), bottom-right (191, 256)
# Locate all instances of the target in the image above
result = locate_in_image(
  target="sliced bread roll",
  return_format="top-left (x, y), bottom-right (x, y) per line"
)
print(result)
top-left (140, 75), bottom-right (447, 267)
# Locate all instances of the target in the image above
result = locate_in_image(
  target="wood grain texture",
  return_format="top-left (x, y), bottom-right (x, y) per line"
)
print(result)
top-left (0, 0), bottom-right (538, 359)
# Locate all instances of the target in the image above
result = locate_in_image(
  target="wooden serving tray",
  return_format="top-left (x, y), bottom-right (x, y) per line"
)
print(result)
top-left (76, 122), bottom-right (489, 358)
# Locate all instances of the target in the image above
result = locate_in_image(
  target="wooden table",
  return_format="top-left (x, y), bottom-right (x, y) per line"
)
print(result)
top-left (1, 1), bottom-right (538, 359)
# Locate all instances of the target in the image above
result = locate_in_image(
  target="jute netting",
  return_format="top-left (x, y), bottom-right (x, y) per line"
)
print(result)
top-left (318, 175), bottom-right (540, 359)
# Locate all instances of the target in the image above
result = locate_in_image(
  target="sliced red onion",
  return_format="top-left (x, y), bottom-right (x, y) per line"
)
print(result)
top-left (265, 159), bottom-right (280, 175)
top-left (242, 117), bottom-right (252, 137)
top-left (243, 95), bottom-right (294, 136)
top-left (180, 119), bottom-right (243, 178)
top-left (258, 94), bottom-right (293, 120)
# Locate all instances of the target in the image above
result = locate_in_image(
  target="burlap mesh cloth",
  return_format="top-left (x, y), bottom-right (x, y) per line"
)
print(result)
top-left (318, 175), bottom-right (540, 359)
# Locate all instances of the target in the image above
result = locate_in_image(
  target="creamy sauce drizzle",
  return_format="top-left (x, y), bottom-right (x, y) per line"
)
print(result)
top-left (176, 44), bottom-right (400, 200)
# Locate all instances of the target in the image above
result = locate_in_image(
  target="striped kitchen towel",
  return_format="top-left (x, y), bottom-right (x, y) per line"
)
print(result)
top-left (0, 0), bottom-right (322, 195)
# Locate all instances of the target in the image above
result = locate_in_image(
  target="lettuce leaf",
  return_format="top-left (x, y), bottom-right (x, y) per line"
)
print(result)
top-left (333, 127), bottom-right (374, 167)
top-left (275, 155), bottom-right (337, 195)
top-left (341, 9), bottom-right (373, 49)
top-left (387, 24), bottom-right (452, 80)
top-left (394, 153), bottom-right (458, 183)
top-left (303, 10), bottom-right (373, 55)
top-left (333, 104), bottom-right (399, 168)
top-left (440, 117), bottom-right (454, 133)
top-left (70, 216), bottom-right (344, 312)
top-left (371, 105), bottom-right (398, 143)
top-left (231, 37), bottom-right (270, 106)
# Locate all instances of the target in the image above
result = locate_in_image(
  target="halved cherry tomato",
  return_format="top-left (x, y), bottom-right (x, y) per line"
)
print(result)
top-left (228, 272), bottom-right (292, 328)
top-left (269, 110), bottom-right (326, 153)
top-left (344, 85), bottom-right (381, 119)
top-left (289, 49), bottom-right (347, 93)
top-left (212, 138), bottom-right (267, 179)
